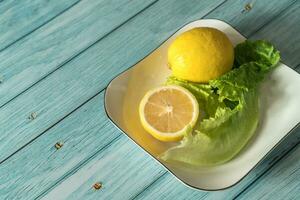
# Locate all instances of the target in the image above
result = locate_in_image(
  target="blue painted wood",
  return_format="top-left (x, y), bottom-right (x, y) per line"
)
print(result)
top-left (0, 0), bottom-right (224, 162)
top-left (237, 143), bottom-right (300, 200)
top-left (0, 2), bottom-right (298, 198)
top-left (0, 93), bottom-right (122, 199)
top-left (207, 0), bottom-right (300, 68)
top-left (0, 0), bottom-right (156, 108)
top-left (0, 0), bottom-right (80, 51)
top-left (295, 64), bottom-right (300, 73)
top-left (131, 127), bottom-right (300, 200)
top-left (206, 0), bottom-right (297, 37)
top-left (133, 2), bottom-right (300, 199)
top-left (0, 0), bottom-right (226, 198)
top-left (250, 1), bottom-right (300, 67)
top-left (0, 0), bottom-right (157, 162)
top-left (42, 136), bottom-right (165, 200)
top-left (0, 92), bottom-right (167, 200)
top-left (0, 0), bottom-right (225, 198)
top-left (134, 173), bottom-right (203, 200)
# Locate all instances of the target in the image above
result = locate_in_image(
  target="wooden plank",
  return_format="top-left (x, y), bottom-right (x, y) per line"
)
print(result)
top-left (45, 2), bottom-right (300, 198)
top-left (206, 0), bottom-right (297, 37)
top-left (134, 1), bottom-right (300, 199)
top-left (0, 0), bottom-right (156, 108)
top-left (0, 0), bottom-right (225, 198)
top-left (41, 136), bottom-right (165, 200)
top-left (0, 0), bottom-right (223, 162)
top-left (295, 64), bottom-right (300, 73)
top-left (237, 143), bottom-right (300, 200)
top-left (0, 0), bottom-right (224, 198)
top-left (133, 173), bottom-right (202, 200)
top-left (131, 127), bottom-right (300, 200)
top-left (0, 0), bottom-right (80, 51)
top-left (250, 1), bottom-right (300, 67)
top-left (1, 0), bottom-right (298, 199)
top-left (0, 93), bottom-right (120, 199)
top-left (0, 92), bottom-right (165, 200)
top-left (207, 0), bottom-right (300, 68)
top-left (0, 0), bottom-right (157, 162)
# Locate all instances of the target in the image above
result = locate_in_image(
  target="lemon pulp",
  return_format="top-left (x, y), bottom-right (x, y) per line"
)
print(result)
top-left (139, 85), bottom-right (199, 142)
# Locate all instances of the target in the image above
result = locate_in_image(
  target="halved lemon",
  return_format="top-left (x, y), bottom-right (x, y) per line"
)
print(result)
top-left (139, 85), bottom-right (199, 142)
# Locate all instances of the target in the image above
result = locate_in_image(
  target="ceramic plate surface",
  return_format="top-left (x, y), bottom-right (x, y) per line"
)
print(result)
top-left (104, 19), bottom-right (300, 190)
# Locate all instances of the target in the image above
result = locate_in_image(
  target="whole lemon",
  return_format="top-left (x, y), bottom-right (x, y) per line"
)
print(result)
top-left (168, 27), bottom-right (234, 83)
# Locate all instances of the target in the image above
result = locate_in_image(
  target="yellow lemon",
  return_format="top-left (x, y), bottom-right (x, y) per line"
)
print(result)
top-left (139, 85), bottom-right (199, 142)
top-left (168, 27), bottom-right (234, 82)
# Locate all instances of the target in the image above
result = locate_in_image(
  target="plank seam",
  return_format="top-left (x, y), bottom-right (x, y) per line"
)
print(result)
top-left (247, 0), bottom-right (297, 38)
top-left (231, 1), bottom-right (300, 197)
top-left (2, 0), bottom-right (298, 198)
top-left (38, 0), bottom-right (230, 198)
top-left (110, 1), bottom-right (300, 198)
top-left (0, 0), bottom-right (159, 110)
top-left (118, 1), bottom-right (233, 198)
top-left (130, 171), bottom-right (168, 200)
top-left (5, 0), bottom-right (228, 197)
top-left (201, 0), bottom-right (228, 18)
top-left (233, 141), bottom-right (300, 200)
top-left (35, 134), bottom-right (123, 200)
top-left (0, 0), bottom-right (161, 194)
top-left (0, 0), bottom-right (159, 167)
top-left (41, 1), bottom-right (300, 199)
top-left (0, 87), bottom-right (106, 164)
top-left (0, 0), bottom-right (82, 53)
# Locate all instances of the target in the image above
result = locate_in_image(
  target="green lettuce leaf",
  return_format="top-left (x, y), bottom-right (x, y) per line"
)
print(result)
top-left (160, 40), bottom-right (280, 167)
top-left (234, 40), bottom-right (280, 70)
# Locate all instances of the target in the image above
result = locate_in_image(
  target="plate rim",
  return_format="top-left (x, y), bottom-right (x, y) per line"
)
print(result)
top-left (103, 18), bottom-right (300, 191)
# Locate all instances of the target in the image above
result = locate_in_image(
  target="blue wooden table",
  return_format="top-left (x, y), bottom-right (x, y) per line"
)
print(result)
top-left (0, 0), bottom-right (299, 199)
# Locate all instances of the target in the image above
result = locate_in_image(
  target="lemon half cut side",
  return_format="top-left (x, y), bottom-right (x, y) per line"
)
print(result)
top-left (139, 85), bottom-right (199, 142)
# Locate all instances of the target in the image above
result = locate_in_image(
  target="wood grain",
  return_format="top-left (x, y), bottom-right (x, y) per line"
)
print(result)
top-left (0, 0), bottom-right (157, 162)
top-left (207, 0), bottom-right (300, 68)
top-left (131, 127), bottom-right (300, 200)
top-left (0, 92), bottom-right (166, 200)
top-left (134, 173), bottom-right (203, 200)
top-left (0, 0), bottom-right (80, 51)
top-left (1, 0), bottom-right (299, 199)
top-left (250, 1), bottom-right (300, 67)
top-left (0, 0), bottom-right (225, 198)
top-left (42, 136), bottom-right (165, 200)
top-left (0, 93), bottom-right (121, 199)
top-left (295, 64), bottom-right (300, 73)
top-left (0, 0), bottom-right (223, 163)
top-left (237, 143), bottom-right (300, 200)
top-left (206, 0), bottom-right (297, 37)
top-left (133, 1), bottom-right (300, 199)
top-left (0, 0), bottom-right (156, 107)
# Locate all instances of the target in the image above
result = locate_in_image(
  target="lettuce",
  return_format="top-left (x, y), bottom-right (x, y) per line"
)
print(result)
top-left (160, 40), bottom-right (280, 167)
top-left (234, 40), bottom-right (280, 69)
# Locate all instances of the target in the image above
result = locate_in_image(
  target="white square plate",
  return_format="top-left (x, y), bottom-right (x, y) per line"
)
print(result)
top-left (104, 19), bottom-right (300, 190)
